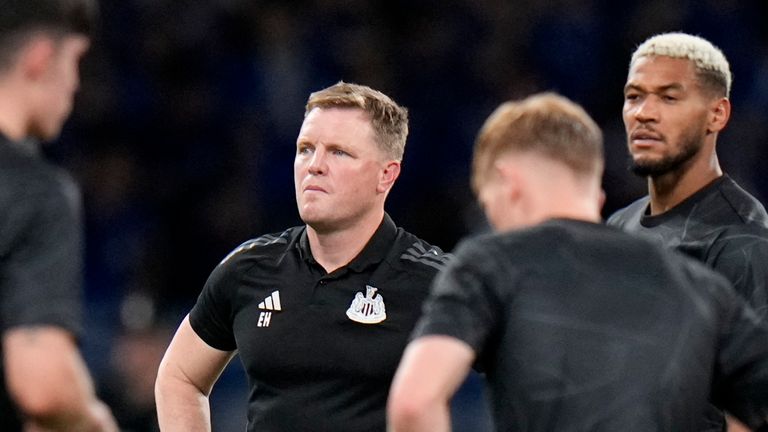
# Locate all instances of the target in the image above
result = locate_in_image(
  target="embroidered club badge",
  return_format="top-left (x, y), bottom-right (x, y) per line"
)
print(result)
top-left (346, 285), bottom-right (386, 324)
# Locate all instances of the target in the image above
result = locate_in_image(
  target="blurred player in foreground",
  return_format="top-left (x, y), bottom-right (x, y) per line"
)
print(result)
top-left (0, 0), bottom-right (118, 431)
top-left (388, 93), bottom-right (768, 432)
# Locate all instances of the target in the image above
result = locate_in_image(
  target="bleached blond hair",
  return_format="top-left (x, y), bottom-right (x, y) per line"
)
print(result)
top-left (630, 32), bottom-right (731, 98)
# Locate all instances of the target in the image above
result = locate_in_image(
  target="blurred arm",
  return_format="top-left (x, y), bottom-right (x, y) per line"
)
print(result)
top-left (387, 336), bottom-right (475, 432)
top-left (3, 326), bottom-right (118, 432)
top-left (155, 315), bottom-right (235, 432)
top-left (726, 415), bottom-right (751, 432)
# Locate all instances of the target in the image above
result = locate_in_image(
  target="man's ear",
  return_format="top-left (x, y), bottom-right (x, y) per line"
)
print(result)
top-left (377, 161), bottom-right (401, 193)
top-left (495, 159), bottom-right (522, 201)
top-left (21, 36), bottom-right (56, 81)
top-left (707, 97), bottom-right (731, 134)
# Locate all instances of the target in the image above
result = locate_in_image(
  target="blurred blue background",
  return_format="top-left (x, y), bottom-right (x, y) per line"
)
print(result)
top-left (47, 1), bottom-right (768, 430)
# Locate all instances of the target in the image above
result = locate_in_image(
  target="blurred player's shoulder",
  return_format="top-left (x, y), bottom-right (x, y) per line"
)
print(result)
top-left (0, 141), bottom-right (81, 225)
top-left (0, 140), bottom-right (74, 194)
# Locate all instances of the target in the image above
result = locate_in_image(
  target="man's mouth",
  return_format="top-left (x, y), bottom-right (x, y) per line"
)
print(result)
top-left (630, 130), bottom-right (664, 148)
top-left (304, 185), bottom-right (327, 193)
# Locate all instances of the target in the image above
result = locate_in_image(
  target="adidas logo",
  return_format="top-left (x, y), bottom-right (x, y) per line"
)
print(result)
top-left (258, 290), bottom-right (282, 311)
top-left (257, 291), bottom-right (281, 328)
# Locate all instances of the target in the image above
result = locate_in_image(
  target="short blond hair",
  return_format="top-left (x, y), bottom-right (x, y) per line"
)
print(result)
top-left (305, 81), bottom-right (408, 161)
top-left (630, 32), bottom-right (731, 98)
top-left (471, 92), bottom-right (604, 195)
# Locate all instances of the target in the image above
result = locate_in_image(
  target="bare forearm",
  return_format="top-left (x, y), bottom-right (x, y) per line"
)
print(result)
top-left (388, 337), bottom-right (475, 432)
top-left (155, 316), bottom-right (235, 432)
top-left (4, 327), bottom-right (117, 431)
top-left (155, 376), bottom-right (212, 432)
top-left (24, 399), bottom-right (116, 432)
top-left (726, 415), bottom-right (752, 432)
top-left (388, 403), bottom-right (451, 432)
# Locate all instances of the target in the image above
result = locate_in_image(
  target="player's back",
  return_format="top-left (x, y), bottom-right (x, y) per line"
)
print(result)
top-left (473, 219), bottom-right (737, 431)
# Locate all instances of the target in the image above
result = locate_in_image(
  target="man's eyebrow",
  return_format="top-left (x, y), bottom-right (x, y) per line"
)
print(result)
top-left (656, 83), bottom-right (685, 92)
top-left (624, 82), bottom-right (684, 93)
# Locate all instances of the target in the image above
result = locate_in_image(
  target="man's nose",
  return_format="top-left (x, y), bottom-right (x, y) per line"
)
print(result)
top-left (634, 97), bottom-right (659, 123)
top-left (308, 148), bottom-right (327, 175)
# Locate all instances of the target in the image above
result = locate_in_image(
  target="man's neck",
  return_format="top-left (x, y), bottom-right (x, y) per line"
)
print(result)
top-left (647, 154), bottom-right (722, 215)
top-left (511, 179), bottom-right (603, 230)
top-left (305, 210), bottom-right (385, 274)
top-left (533, 199), bottom-right (602, 226)
top-left (0, 80), bottom-right (31, 142)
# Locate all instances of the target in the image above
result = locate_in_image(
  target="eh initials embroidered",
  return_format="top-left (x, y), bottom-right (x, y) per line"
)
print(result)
top-left (257, 290), bottom-right (281, 327)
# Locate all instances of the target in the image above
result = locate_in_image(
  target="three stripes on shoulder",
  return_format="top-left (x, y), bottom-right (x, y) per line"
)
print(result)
top-left (401, 241), bottom-right (452, 271)
top-left (220, 231), bottom-right (453, 273)
top-left (219, 231), bottom-right (292, 265)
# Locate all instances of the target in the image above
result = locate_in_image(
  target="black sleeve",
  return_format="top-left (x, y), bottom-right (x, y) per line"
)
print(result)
top-left (188, 252), bottom-right (241, 352)
top-left (411, 239), bottom-right (503, 359)
top-left (711, 278), bottom-right (768, 430)
top-left (0, 174), bottom-right (82, 336)
top-left (709, 229), bottom-right (768, 319)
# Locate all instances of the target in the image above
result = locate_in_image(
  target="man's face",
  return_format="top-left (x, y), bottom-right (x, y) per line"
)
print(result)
top-left (31, 34), bottom-right (90, 141)
top-left (294, 107), bottom-right (393, 232)
top-left (622, 56), bottom-right (712, 177)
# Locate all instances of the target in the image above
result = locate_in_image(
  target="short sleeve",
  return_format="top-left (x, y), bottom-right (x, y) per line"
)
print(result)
top-left (0, 173), bottom-right (83, 336)
top-left (709, 229), bottom-right (768, 319)
top-left (711, 279), bottom-right (768, 430)
top-left (411, 239), bottom-right (502, 359)
top-left (188, 255), bottom-right (240, 351)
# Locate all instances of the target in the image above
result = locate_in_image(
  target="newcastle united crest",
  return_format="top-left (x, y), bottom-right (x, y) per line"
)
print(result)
top-left (346, 285), bottom-right (386, 324)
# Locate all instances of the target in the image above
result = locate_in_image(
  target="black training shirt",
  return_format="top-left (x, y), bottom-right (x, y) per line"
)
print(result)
top-left (608, 175), bottom-right (768, 319)
top-left (0, 135), bottom-right (84, 431)
top-left (189, 213), bottom-right (449, 432)
top-left (413, 219), bottom-right (768, 431)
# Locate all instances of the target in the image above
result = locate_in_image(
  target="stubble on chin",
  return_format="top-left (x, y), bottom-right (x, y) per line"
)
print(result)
top-left (628, 131), bottom-right (704, 178)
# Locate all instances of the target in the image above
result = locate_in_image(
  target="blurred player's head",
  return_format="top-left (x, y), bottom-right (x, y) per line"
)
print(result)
top-left (305, 81), bottom-right (409, 162)
top-left (295, 82), bottom-right (405, 233)
top-left (623, 32), bottom-right (731, 178)
top-left (0, 0), bottom-right (97, 141)
top-left (472, 92), bottom-right (604, 231)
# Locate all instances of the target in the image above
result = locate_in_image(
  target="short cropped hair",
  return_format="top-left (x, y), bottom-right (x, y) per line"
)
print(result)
top-left (471, 92), bottom-right (604, 195)
top-left (305, 81), bottom-right (409, 161)
top-left (0, 0), bottom-right (97, 71)
top-left (630, 32), bottom-right (731, 98)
